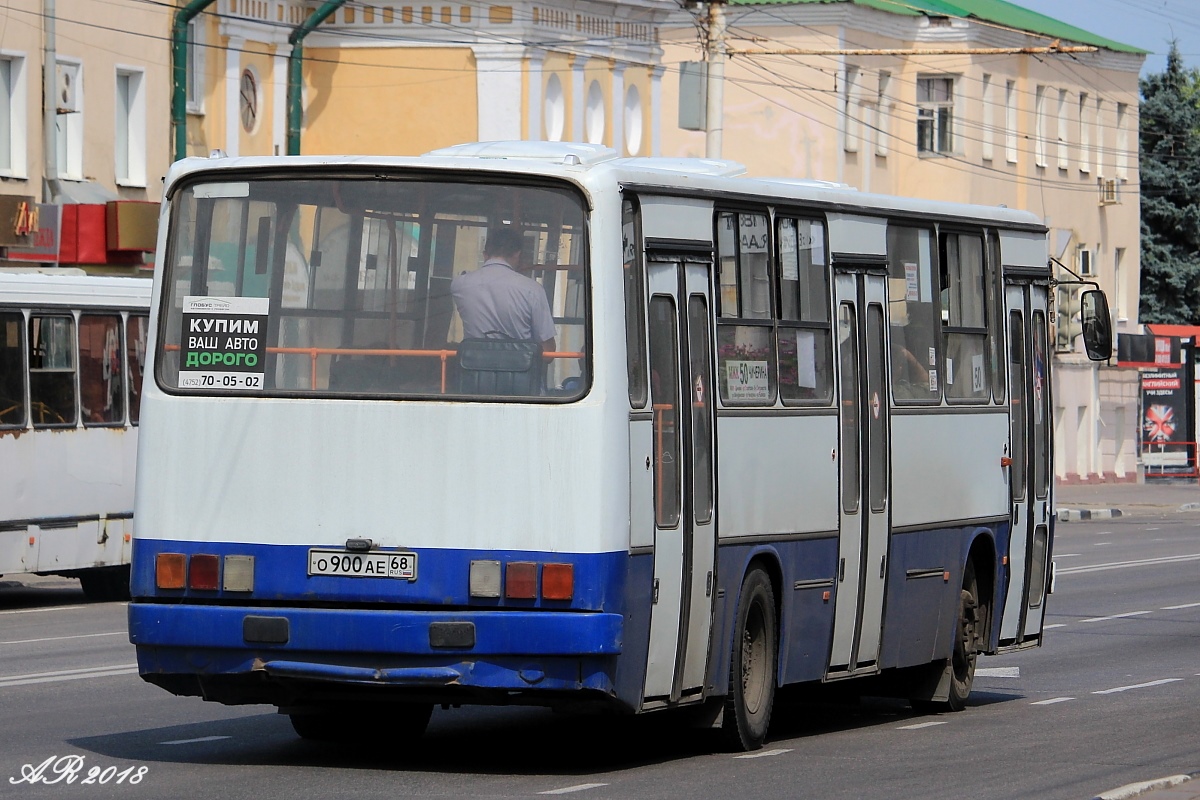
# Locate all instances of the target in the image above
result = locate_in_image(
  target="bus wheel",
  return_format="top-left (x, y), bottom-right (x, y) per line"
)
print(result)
top-left (946, 563), bottom-right (981, 711)
top-left (721, 568), bottom-right (777, 751)
top-left (289, 703), bottom-right (433, 744)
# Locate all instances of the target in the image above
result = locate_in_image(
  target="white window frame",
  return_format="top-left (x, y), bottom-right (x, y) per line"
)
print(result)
top-left (186, 17), bottom-right (205, 115)
top-left (55, 57), bottom-right (83, 181)
top-left (843, 65), bottom-right (860, 153)
top-left (1004, 79), bottom-right (1017, 164)
top-left (1078, 91), bottom-right (1091, 174)
top-left (1034, 85), bottom-right (1047, 168)
top-left (1056, 89), bottom-right (1069, 169)
top-left (115, 66), bottom-right (146, 187)
top-left (981, 73), bottom-right (993, 161)
top-left (876, 70), bottom-right (891, 157)
top-left (0, 52), bottom-right (28, 178)
top-left (1094, 96), bottom-right (1105, 178)
top-left (1115, 102), bottom-right (1129, 180)
top-left (916, 75), bottom-right (956, 156)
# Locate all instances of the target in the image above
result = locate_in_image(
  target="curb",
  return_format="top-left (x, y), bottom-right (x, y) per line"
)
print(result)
top-left (1093, 773), bottom-right (1196, 800)
top-left (1057, 508), bottom-right (1123, 522)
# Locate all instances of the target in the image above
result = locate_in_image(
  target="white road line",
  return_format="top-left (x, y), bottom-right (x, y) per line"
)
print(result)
top-left (1055, 553), bottom-right (1082, 558)
top-left (1057, 553), bottom-right (1200, 576)
top-left (1030, 697), bottom-right (1074, 705)
top-left (898, 721), bottom-right (948, 730)
top-left (1162, 602), bottom-right (1200, 610)
top-left (1080, 611), bottom-right (1153, 623)
top-left (976, 667), bottom-right (1020, 678)
top-left (0, 605), bottom-right (88, 616)
top-left (733, 748), bottom-right (793, 760)
top-left (0, 664), bottom-right (138, 688)
top-left (1043, 623), bottom-right (1068, 629)
top-left (160, 736), bottom-right (232, 746)
top-left (539, 784), bottom-right (608, 795)
top-left (1093, 542), bottom-right (1111, 546)
top-left (0, 631), bottom-right (125, 645)
top-left (1145, 528), bottom-right (1161, 531)
top-left (1093, 678), bottom-right (1182, 695)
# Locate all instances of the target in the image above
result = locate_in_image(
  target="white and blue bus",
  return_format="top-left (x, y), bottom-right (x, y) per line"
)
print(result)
top-left (128, 142), bottom-right (1110, 750)
top-left (1, 271), bottom-right (151, 601)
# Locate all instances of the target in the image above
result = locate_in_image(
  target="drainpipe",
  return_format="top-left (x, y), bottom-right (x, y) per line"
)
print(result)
top-left (172, 0), bottom-right (217, 163)
top-left (287, 1), bottom-right (346, 155)
top-left (42, 0), bottom-right (57, 203)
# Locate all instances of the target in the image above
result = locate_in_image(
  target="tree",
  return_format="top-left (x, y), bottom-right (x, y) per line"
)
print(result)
top-left (1139, 42), bottom-right (1200, 324)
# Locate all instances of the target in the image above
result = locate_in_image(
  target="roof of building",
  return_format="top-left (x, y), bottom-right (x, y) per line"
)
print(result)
top-left (729, 0), bottom-right (1146, 55)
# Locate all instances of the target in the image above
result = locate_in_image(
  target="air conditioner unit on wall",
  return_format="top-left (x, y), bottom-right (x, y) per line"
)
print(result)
top-left (1099, 177), bottom-right (1119, 205)
top-left (56, 63), bottom-right (79, 114)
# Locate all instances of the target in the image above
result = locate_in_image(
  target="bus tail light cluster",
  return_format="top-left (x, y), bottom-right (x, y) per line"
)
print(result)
top-left (155, 553), bottom-right (255, 592)
top-left (469, 560), bottom-right (573, 601)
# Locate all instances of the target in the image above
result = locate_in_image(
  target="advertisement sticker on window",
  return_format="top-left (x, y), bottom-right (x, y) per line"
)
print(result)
top-left (180, 296), bottom-right (270, 391)
top-left (725, 360), bottom-right (771, 401)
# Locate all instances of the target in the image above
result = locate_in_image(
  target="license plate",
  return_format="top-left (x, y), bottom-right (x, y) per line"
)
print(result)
top-left (307, 550), bottom-right (417, 580)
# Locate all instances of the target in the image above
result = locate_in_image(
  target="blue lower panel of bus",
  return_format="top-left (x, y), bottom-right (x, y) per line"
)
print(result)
top-left (129, 602), bottom-right (624, 697)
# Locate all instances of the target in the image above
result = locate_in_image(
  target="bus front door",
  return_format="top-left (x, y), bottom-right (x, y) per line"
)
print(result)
top-left (828, 270), bottom-right (890, 676)
top-left (643, 256), bottom-right (717, 704)
top-left (999, 283), bottom-right (1052, 648)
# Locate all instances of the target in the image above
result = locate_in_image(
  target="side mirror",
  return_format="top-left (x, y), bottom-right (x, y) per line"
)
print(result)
top-left (1080, 289), bottom-right (1112, 362)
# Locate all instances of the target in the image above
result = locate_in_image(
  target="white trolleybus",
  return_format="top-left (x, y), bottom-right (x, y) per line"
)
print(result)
top-left (1, 271), bottom-right (151, 601)
top-left (128, 142), bottom-right (1111, 750)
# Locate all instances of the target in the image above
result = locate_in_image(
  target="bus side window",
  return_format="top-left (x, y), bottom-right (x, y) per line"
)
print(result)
top-left (940, 232), bottom-right (989, 403)
top-left (623, 198), bottom-right (647, 408)
top-left (886, 225), bottom-right (940, 403)
top-left (715, 210), bottom-right (776, 406)
top-left (777, 216), bottom-right (833, 404)
top-left (0, 312), bottom-right (26, 428)
top-left (79, 314), bottom-right (125, 426)
top-left (28, 314), bottom-right (77, 427)
top-left (987, 232), bottom-right (1006, 403)
top-left (127, 315), bottom-right (148, 424)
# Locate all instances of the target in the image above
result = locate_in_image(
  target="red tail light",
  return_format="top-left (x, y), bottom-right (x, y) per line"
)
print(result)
top-left (189, 554), bottom-right (220, 590)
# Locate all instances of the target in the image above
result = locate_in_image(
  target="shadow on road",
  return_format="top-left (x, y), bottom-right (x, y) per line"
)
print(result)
top-left (0, 576), bottom-right (88, 611)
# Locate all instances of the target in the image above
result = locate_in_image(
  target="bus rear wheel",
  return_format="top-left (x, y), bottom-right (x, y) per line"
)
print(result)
top-left (289, 703), bottom-right (433, 744)
top-left (721, 567), bottom-right (777, 752)
top-left (911, 562), bottom-right (980, 713)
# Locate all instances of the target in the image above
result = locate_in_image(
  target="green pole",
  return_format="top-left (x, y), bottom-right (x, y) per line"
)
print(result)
top-left (288, 0), bottom-right (346, 155)
top-left (172, 0), bottom-right (218, 163)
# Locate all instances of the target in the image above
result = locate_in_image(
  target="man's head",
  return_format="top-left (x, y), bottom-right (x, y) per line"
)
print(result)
top-left (484, 227), bottom-right (525, 263)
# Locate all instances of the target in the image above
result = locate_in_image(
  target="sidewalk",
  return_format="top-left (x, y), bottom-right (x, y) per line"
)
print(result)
top-left (1056, 478), bottom-right (1200, 520)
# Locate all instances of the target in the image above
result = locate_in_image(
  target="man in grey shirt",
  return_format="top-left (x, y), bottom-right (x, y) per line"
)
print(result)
top-left (451, 227), bottom-right (557, 353)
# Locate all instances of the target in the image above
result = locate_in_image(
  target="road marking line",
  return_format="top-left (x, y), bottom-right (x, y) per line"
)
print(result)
top-left (1095, 775), bottom-right (1192, 800)
top-left (0, 631), bottom-right (125, 645)
top-left (976, 667), bottom-right (1019, 678)
top-left (0, 605), bottom-right (88, 616)
top-left (898, 721), bottom-right (948, 730)
top-left (539, 784), bottom-right (608, 794)
top-left (1030, 697), bottom-right (1074, 705)
top-left (1055, 553), bottom-right (1082, 558)
top-left (1093, 678), bottom-right (1182, 695)
top-left (1057, 553), bottom-right (1200, 576)
top-left (733, 748), bottom-right (793, 759)
top-left (1043, 623), bottom-right (1068, 629)
top-left (1162, 602), bottom-right (1200, 610)
top-left (1093, 542), bottom-right (1111, 546)
top-left (1080, 611), bottom-right (1152, 623)
top-left (1145, 528), bottom-right (1161, 531)
top-left (160, 736), bottom-right (232, 745)
top-left (0, 664), bottom-right (138, 688)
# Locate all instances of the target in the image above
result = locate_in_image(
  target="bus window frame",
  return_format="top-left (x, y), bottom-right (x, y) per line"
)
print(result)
top-left (775, 211), bottom-right (834, 407)
top-left (886, 222), bottom-right (943, 406)
top-left (938, 226), bottom-right (991, 406)
top-left (714, 206), bottom-right (778, 408)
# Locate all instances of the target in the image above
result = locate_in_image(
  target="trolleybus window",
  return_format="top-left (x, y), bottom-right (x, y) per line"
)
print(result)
top-left (623, 198), bottom-right (647, 408)
top-left (79, 314), bottom-right (125, 426)
top-left (127, 315), bottom-right (147, 424)
top-left (716, 210), bottom-right (776, 405)
top-left (1033, 311), bottom-right (1049, 499)
top-left (1009, 310), bottom-right (1027, 500)
top-left (649, 296), bottom-right (681, 527)
top-left (29, 315), bottom-right (77, 427)
top-left (159, 177), bottom-right (589, 401)
top-left (940, 232), bottom-right (989, 403)
top-left (838, 303), bottom-right (860, 512)
top-left (777, 216), bottom-right (832, 404)
top-left (987, 232), bottom-right (1007, 404)
top-left (886, 225), bottom-right (940, 403)
top-left (0, 313), bottom-right (24, 427)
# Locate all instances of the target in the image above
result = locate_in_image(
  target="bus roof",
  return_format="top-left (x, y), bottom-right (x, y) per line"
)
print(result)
top-left (165, 142), bottom-right (1046, 232)
top-left (0, 271), bottom-right (153, 309)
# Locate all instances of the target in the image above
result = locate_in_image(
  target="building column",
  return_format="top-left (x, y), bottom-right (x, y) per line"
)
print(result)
top-left (526, 49), bottom-right (544, 141)
top-left (611, 62), bottom-right (626, 155)
top-left (651, 65), bottom-right (664, 157)
top-left (225, 38), bottom-right (243, 157)
top-left (473, 44), bottom-right (524, 142)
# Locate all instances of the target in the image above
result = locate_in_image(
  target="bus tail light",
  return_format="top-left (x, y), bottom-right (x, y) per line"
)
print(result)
top-left (156, 553), bottom-right (186, 589)
top-left (505, 562), bottom-right (537, 599)
top-left (541, 563), bottom-right (573, 600)
top-left (223, 555), bottom-right (255, 592)
top-left (189, 554), bottom-right (220, 590)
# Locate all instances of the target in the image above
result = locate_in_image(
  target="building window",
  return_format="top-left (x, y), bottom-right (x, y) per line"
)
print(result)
top-left (115, 69), bottom-right (146, 187)
top-left (1115, 102), bottom-right (1129, 180)
top-left (623, 84), bottom-right (642, 155)
top-left (1034, 85), bottom-right (1047, 168)
top-left (876, 71), bottom-right (891, 156)
top-left (0, 56), bottom-right (25, 176)
top-left (981, 73), bottom-right (993, 161)
top-left (917, 76), bottom-right (954, 154)
top-left (55, 60), bottom-right (83, 181)
top-left (186, 17), bottom-right (204, 114)
top-left (1095, 97), bottom-right (1105, 176)
top-left (1004, 79), bottom-right (1017, 163)
top-left (584, 80), bottom-right (604, 144)
top-left (1057, 89), bottom-right (1069, 169)
top-left (239, 67), bottom-right (258, 134)
top-left (843, 66), bottom-right (860, 153)
top-left (1078, 92), bottom-right (1091, 173)
top-left (544, 73), bottom-right (564, 141)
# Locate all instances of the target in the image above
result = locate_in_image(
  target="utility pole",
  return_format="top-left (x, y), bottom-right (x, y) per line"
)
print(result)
top-left (704, 0), bottom-right (726, 159)
top-left (42, 0), bottom-right (57, 203)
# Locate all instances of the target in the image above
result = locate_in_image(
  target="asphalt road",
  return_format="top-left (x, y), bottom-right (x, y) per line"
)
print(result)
top-left (1, 510), bottom-right (1198, 800)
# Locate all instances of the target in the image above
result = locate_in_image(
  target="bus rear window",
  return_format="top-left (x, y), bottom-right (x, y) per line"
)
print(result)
top-left (158, 176), bottom-right (589, 401)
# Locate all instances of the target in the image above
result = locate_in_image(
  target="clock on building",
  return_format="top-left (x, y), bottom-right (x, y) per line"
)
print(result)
top-left (239, 69), bottom-right (258, 133)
